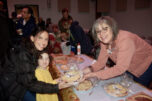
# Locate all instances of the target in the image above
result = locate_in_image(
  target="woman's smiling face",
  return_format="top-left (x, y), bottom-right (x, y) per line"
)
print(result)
top-left (96, 23), bottom-right (113, 44)
top-left (31, 31), bottom-right (49, 51)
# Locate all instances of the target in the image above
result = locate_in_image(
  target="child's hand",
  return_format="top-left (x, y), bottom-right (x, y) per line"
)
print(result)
top-left (54, 78), bottom-right (62, 83)
top-left (58, 81), bottom-right (73, 89)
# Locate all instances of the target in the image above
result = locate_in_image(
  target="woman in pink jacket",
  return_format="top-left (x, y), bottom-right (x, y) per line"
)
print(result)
top-left (83, 16), bottom-right (152, 87)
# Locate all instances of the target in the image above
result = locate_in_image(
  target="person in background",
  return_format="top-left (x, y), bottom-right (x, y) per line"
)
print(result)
top-left (38, 17), bottom-right (45, 30)
top-left (0, 1), bottom-right (7, 16)
top-left (0, 6), bottom-right (11, 61)
top-left (0, 27), bottom-right (72, 101)
top-left (52, 24), bottom-right (62, 43)
top-left (0, 8), bottom-right (15, 100)
top-left (9, 11), bottom-right (21, 44)
top-left (83, 16), bottom-right (152, 87)
top-left (0, 6), bottom-right (18, 56)
top-left (69, 19), bottom-right (93, 55)
top-left (58, 8), bottom-right (73, 33)
top-left (11, 11), bottom-right (18, 24)
top-left (46, 18), bottom-right (52, 33)
top-left (16, 6), bottom-right (36, 38)
top-left (49, 33), bottom-right (62, 54)
top-left (58, 8), bottom-right (74, 54)
top-left (35, 51), bottom-right (60, 101)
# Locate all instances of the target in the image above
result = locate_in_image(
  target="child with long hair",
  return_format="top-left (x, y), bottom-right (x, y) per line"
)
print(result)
top-left (35, 51), bottom-right (59, 101)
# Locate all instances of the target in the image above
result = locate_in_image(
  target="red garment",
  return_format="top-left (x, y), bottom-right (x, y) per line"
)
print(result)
top-left (49, 34), bottom-right (62, 54)
top-left (49, 34), bottom-right (55, 41)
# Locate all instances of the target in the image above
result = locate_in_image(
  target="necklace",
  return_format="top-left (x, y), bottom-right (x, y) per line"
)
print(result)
top-left (107, 49), bottom-right (112, 54)
top-left (107, 43), bottom-right (115, 54)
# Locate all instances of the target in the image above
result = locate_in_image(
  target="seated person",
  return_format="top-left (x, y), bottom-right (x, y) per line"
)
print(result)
top-left (52, 24), bottom-right (62, 43)
top-left (49, 34), bottom-right (62, 54)
top-left (69, 19), bottom-right (93, 55)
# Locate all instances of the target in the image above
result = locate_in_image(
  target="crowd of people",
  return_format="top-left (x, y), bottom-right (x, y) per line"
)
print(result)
top-left (0, 3), bottom-right (152, 101)
top-left (11, 7), bottom-right (93, 56)
top-left (0, 5), bottom-right (93, 101)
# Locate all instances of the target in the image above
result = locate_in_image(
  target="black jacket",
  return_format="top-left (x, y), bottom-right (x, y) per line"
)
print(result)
top-left (70, 21), bottom-right (93, 54)
top-left (0, 11), bottom-right (12, 61)
top-left (0, 44), bottom-right (59, 101)
top-left (16, 16), bottom-right (36, 37)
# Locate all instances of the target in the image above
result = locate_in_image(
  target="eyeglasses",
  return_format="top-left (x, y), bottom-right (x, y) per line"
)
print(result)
top-left (96, 27), bottom-right (108, 35)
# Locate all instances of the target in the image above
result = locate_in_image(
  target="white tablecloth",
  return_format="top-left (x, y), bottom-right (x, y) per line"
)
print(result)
top-left (73, 54), bottom-right (152, 101)
top-left (73, 76), bottom-right (152, 101)
top-left (55, 54), bottom-right (152, 101)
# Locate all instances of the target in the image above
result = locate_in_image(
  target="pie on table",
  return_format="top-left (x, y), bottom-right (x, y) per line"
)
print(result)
top-left (62, 70), bottom-right (82, 83)
top-left (70, 56), bottom-right (84, 63)
top-left (53, 54), bottom-right (68, 65)
top-left (76, 80), bottom-right (93, 91)
top-left (104, 83), bottom-right (128, 97)
top-left (126, 92), bottom-right (152, 101)
top-left (60, 65), bottom-right (69, 71)
top-left (53, 55), bottom-right (84, 65)
top-left (76, 57), bottom-right (84, 63)
top-left (54, 58), bottom-right (68, 65)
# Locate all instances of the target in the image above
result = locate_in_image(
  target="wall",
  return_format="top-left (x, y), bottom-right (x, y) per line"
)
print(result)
top-left (7, 0), bottom-right (152, 36)
top-left (7, 0), bottom-right (96, 30)
top-left (109, 0), bottom-right (152, 37)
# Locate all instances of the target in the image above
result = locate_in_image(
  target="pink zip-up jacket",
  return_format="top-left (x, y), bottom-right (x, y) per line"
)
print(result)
top-left (91, 30), bottom-right (152, 79)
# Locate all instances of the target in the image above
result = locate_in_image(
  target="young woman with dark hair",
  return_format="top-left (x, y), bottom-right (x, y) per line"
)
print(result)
top-left (0, 27), bottom-right (72, 101)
